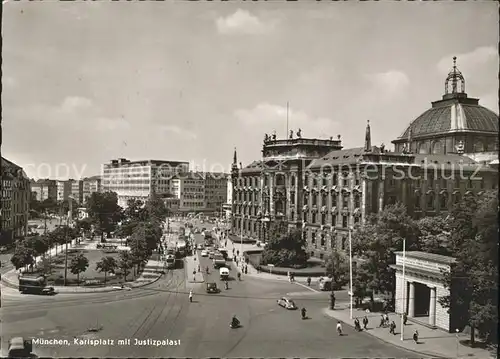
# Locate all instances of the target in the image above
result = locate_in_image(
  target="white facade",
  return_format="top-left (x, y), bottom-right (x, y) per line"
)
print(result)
top-left (393, 251), bottom-right (454, 332)
top-left (101, 158), bottom-right (189, 208)
top-left (56, 180), bottom-right (71, 201)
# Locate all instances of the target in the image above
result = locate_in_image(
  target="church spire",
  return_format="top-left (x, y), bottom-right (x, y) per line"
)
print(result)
top-left (233, 147), bottom-right (237, 166)
top-left (364, 120), bottom-right (371, 152)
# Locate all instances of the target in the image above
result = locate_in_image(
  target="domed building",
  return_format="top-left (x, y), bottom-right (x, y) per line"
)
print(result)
top-left (392, 57), bottom-right (498, 163)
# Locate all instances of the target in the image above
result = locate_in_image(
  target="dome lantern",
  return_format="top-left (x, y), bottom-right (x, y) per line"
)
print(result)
top-left (444, 56), bottom-right (466, 96)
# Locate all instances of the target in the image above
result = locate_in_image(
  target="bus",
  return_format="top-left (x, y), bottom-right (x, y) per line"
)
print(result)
top-left (19, 275), bottom-right (55, 295)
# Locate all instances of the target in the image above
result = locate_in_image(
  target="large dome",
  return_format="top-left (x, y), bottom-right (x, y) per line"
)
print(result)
top-left (393, 57), bottom-right (499, 155)
top-left (397, 97), bottom-right (498, 139)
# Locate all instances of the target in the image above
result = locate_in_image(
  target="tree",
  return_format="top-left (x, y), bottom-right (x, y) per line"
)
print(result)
top-left (144, 192), bottom-right (168, 223)
top-left (261, 226), bottom-right (308, 268)
top-left (95, 256), bottom-right (118, 283)
top-left (416, 215), bottom-right (452, 256)
top-left (23, 235), bottom-right (49, 257)
top-left (39, 257), bottom-right (55, 275)
top-left (11, 245), bottom-right (35, 271)
top-left (352, 203), bottom-right (420, 303)
top-left (124, 199), bottom-right (145, 222)
top-left (324, 248), bottom-right (349, 289)
top-left (70, 253), bottom-right (89, 284)
top-left (87, 192), bottom-right (123, 241)
top-left (439, 191), bottom-right (498, 345)
top-left (118, 251), bottom-right (133, 281)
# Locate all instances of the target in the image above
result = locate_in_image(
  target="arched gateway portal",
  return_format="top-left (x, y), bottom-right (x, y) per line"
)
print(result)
top-left (391, 251), bottom-right (456, 332)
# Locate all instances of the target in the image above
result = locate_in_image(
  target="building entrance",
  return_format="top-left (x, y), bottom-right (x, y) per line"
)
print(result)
top-left (413, 282), bottom-right (430, 317)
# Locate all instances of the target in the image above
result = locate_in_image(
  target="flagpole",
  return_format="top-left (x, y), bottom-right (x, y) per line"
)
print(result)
top-left (286, 102), bottom-right (289, 138)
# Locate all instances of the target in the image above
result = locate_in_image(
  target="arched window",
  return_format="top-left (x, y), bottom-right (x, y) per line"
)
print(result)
top-left (440, 193), bottom-right (448, 208)
top-left (473, 140), bottom-right (485, 152)
top-left (275, 174), bottom-right (285, 186)
top-left (427, 193), bottom-right (434, 209)
top-left (431, 140), bottom-right (442, 154)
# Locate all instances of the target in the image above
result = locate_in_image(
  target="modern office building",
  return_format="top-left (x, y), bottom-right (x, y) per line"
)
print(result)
top-left (71, 180), bottom-right (84, 204)
top-left (101, 158), bottom-right (189, 208)
top-left (82, 175), bottom-right (102, 203)
top-left (30, 179), bottom-right (57, 202)
top-left (1, 158), bottom-right (30, 242)
top-left (56, 180), bottom-right (72, 202)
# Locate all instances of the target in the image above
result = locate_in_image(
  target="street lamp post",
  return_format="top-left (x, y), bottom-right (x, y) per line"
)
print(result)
top-left (348, 226), bottom-right (353, 319)
top-left (401, 238), bottom-right (406, 341)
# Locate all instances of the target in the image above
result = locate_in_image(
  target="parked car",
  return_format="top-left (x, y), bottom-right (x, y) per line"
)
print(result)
top-left (208, 250), bottom-right (215, 259)
top-left (201, 250), bottom-right (208, 257)
top-left (277, 297), bottom-right (297, 310)
top-left (206, 282), bottom-right (219, 293)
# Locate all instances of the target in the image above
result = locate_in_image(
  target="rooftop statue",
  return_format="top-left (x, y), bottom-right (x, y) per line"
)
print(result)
top-left (264, 133), bottom-right (269, 142)
top-left (289, 130), bottom-right (293, 139)
top-left (272, 131), bottom-right (277, 141)
top-left (297, 128), bottom-right (302, 138)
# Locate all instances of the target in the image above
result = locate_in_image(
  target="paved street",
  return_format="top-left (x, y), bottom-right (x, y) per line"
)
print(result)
top-left (1, 218), bottom-right (420, 358)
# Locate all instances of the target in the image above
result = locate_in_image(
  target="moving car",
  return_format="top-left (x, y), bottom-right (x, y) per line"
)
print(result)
top-left (219, 267), bottom-right (230, 280)
top-left (197, 244), bottom-right (204, 250)
top-left (277, 297), bottom-right (297, 310)
top-left (201, 250), bottom-right (208, 257)
top-left (213, 253), bottom-right (226, 268)
top-left (8, 337), bottom-right (32, 358)
top-left (208, 250), bottom-right (215, 259)
top-left (206, 282), bottom-right (219, 293)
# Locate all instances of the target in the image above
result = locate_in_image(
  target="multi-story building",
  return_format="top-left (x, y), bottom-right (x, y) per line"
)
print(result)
top-left (102, 158), bottom-right (189, 208)
top-left (169, 172), bottom-right (229, 213)
top-left (230, 59), bottom-right (498, 259)
top-left (71, 180), bottom-right (84, 204)
top-left (1, 158), bottom-right (30, 242)
top-left (30, 179), bottom-right (57, 202)
top-left (204, 172), bottom-right (229, 214)
top-left (222, 173), bottom-right (233, 219)
top-left (56, 180), bottom-right (72, 202)
top-left (82, 175), bottom-right (101, 203)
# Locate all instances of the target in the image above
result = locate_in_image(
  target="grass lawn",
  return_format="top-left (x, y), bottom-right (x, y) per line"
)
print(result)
top-left (34, 248), bottom-right (138, 287)
top-left (246, 252), bottom-right (326, 277)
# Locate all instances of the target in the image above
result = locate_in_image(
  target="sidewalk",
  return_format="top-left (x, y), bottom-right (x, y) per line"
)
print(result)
top-left (215, 232), bottom-right (323, 284)
top-left (323, 306), bottom-right (494, 358)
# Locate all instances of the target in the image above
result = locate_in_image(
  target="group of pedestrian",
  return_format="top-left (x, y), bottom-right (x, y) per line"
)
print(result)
top-left (287, 271), bottom-right (295, 283)
top-left (353, 316), bottom-right (369, 331)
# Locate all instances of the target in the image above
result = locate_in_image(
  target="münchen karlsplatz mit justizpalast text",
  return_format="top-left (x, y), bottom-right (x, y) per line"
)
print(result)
top-left (31, 338), bottom-right (181, 347)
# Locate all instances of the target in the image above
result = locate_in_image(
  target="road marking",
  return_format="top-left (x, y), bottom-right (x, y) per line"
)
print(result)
top-left (295, 282), bottom-right (320, 293)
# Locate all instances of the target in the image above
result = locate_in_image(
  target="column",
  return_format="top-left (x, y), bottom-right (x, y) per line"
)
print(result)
top-left (361, 178), bottom-right (367, 223)
top-left (378, 178), bottom-right (385, 212)
top-left (269, 175), bottom-right (274, 216)
top-left (408, 281), bottom-right (415, 317)
top-left (259, 175), bottom-right (264, 211)
top-left (429, 286), bottom-right (437, 327)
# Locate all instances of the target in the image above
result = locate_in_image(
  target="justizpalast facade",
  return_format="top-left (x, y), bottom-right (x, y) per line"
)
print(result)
top-left (230, 59), bottom-right (498, 259)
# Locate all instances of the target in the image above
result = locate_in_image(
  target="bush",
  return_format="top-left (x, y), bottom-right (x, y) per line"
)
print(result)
top-left (257, 264), bottom-right (325, 277)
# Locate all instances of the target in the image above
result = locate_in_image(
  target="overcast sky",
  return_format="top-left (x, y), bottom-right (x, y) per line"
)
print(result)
top-left (2, 2), bottom-right (498, 179)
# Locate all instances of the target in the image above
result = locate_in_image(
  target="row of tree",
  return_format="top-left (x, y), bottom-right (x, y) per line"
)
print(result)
top-left (12, 190), bottom-right (169, 285)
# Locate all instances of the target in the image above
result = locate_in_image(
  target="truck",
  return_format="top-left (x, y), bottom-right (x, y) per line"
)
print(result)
top-left (213, 253), bottom-right (226, 268)
top-left (165, 254), bottom-right (176, 269)
top-left (176, 240), bottom-right (187, 257)
top-left (19, 275), bottom-right (55, 295)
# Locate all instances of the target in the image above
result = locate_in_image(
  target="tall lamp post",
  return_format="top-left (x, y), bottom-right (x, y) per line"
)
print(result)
top-left (400, 238), bottom-right (406, 341)
top-left (348, 225), bottom-right (353, 320)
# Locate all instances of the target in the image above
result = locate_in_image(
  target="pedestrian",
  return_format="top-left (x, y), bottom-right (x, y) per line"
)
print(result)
top-left (236, 250), bottom-right (240, 256)
top-left (306, 277), bottom-right (311, 286)
top-left (287, 271), bottom-right (291, 283)
top-left (413, 330), bottom-right (419, 344)
top-left (197, 264), bottom-right (200, 272)
top-left (244, 266), bottom-right (247, 274)
top-left (336, 321), bottom-right (343, 336)
top-left (189, 290), bottom-right (193, 302)
top-left (377, 315), bottom-right (385, 327)
top-left (383, 312), bottom-right (389, 326)
top-left (354, 318), bottom-right (361, 331)
top-left (389, 321), bottom-right (396, 335)
top-left (403, 311), bottom-right (408, 325)
top-left (363, 316), bottom-right (368, 330)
